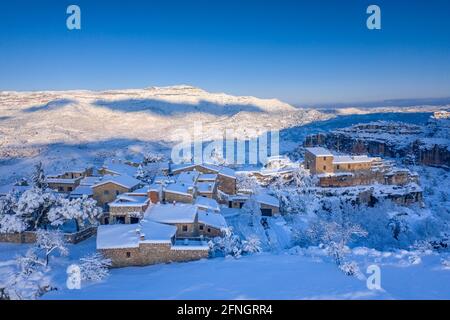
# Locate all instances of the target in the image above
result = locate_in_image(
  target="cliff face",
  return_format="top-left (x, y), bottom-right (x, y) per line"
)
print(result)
top-left (304, 115), bottom-right (450, 168)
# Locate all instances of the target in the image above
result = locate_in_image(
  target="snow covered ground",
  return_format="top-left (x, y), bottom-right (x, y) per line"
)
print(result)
top-left (1, 238), bottom-right (449, 300)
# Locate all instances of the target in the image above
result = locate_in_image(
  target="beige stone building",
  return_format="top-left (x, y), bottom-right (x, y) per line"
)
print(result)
top-left (92, 175), bottom-right (142, 210)
top-left (227, 192), bottom-right (280, 216)
top-left (108, 194), bottom-right (150, 224)
top-left (304, 147), bottom-right (334, 175)
top-left (304, 147), bottom-right (419, 188)
top-left (97, 221), bottom-right (209, 268)
top-left (145, 203), bottom-right (227, 239)
top-left (170, 163), bottom-right (236, 195)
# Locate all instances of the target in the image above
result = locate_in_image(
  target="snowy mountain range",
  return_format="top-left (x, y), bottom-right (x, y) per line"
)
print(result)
top-left (0, 85), bottom-right (446, 184)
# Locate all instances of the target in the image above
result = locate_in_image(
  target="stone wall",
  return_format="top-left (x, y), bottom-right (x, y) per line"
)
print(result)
top-left (100, 242), bottom-right (209, 268)
top-left (217, 175), bottom-right (236, 195)
top-left (164, 191), bottom-right (193, 204)
top-left (93, 182), bottom-right (130, 207)
top-left (0, 227), bottom-right (97, 244)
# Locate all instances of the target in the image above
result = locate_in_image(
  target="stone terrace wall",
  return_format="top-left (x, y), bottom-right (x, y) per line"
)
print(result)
top-left (100, 242), bottom-right (209, 268)
top-left (0, 226), bottom-right (97, 244)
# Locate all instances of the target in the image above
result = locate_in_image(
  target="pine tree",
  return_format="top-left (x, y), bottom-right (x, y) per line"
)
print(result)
top-left (31, 162), bottom-right (47, 190)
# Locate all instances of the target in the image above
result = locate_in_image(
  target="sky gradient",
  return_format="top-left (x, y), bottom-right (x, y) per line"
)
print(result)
top-left (0, 0), bottom-right (449, 105)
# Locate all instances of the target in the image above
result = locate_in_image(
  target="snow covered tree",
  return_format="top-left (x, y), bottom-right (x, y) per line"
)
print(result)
top-left (79, 252), bottom-right (112, 282)
top-left (242, 234), bottom-right (262, 254)
top-left (209, 227), bottom-right (243, 258)
top-left (16, 187), bottom-right (57, 230)
top-left (339, 261), bottom-right (362, 277)
top-left (1, 249), bottom-right (52, 300)
top-left (0, 191), bottom-right (27, 233)
top-left (308, 216), bottom-right (367, 267)
top-left (241, 196), bottom-right (261, 227)
top-left (143, 152), bottom-right (165, 164)
top-left (31, 162), bottom-right (47, 190)
top-left (236, 173), bottom-right (261, 194)
top-left (48, 196), bottom-right (101, 231)
top-left (35, 229), bottom-right (68, 267)
top-left (134, 164), bottom-right (146, 180)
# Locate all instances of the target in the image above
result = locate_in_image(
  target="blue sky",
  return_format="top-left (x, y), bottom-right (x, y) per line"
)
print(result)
top-left (0, 0), bottom-right (449, 105)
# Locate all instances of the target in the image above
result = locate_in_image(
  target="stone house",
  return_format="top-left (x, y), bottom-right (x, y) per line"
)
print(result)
top-left (45, 166), bottom-right (94, 193)
top-left (304, 147), bottom-right (334, 175)
top-left (92, 175), bottom-right (142, 210)
top-left (108, 194), bottom-right (150, 224)
top-left (96, 221), bottom-right (209, 268)
top-left (145, 203), bottom-right (227, 239)
top-left (170, 163), bottom-right (236, 195)
top-left (227, 192), bottom-right (280, 216)
top-left (46, 177), bottom-right (82, 193)
top-left (163, 183), bottom-right (195, 204)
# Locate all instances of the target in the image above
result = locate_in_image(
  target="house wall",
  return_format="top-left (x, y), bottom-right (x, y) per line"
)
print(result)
top-left (164, 191), bottom-right (193, 204)
top-left (93, 183), bottom-right (130, 207)
top-left (305, 151), bottom-right (333, 175)
top-left (198, 224), bottom-right (222, 237)
top-left (260, 203), bottom-right (279, 215)
top-left (99, 243), bottom-right (209, 268)
top-left (148, 190), bottom-right (159, 204)
top-left (48, 181), bottom-right (80, 193)
top-left (217, 175), bottom-right (236, 195)
top-left (171, 165), bottom-right (236, 195)
top-left (333, 162), bottom-right (372, 172)
top-left (172, 222), bottom-right (199, 238)
top-left (109, 205), bottom-right (148, 224)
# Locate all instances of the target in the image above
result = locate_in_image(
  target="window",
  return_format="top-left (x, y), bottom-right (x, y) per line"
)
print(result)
top-left (116, 190), bottom-right (120, 196)
top-left (58, 186), bottom-right (64, 192)
top-left (323, 165), bottom-right (326, 170)
top-left (323, 157), bottom-right (327, 161)
top-left (337, 165), bottom-right (340, 170)
top-left (207, 228), bottom-right (211, 233)
top-left (126, 252), bottom-right (131, 258)
top-left (348, 164), bottom-right (351, 169)
top-left (199, 225), bottom-right (204, 230)
top-left (104, 190), bottom-right (109, 195)
top-left (67, 187), bottom-right (73, 192)
top-left (182, 225), bottom-right (188, 232)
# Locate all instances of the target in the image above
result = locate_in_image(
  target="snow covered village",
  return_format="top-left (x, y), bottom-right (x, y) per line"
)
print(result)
top-left (0, 102), bottom-right (449, 299)
top-left (1, 0), bottom-right (450, 303)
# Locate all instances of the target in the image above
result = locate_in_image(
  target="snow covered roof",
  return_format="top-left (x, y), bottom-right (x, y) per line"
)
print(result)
top-left (109, 194), bottom-right (149, 207)
top-left (197, 173), bottom-right (218, 181)
top-left (45, 178), bottom-right (80, 184)
top-left (197, 211), bottom-right (227, 230)
top-left (195, 196), bottom-right (220, 211)
top-left (145, 203), bottom-right (198, 224)
top-left (101, 161), bottom-right (138, 177)
top-left (317, 172), bottom-right (354, 178)
top-left (79, 176), bottom-right (101, 186)
top-left (171, 163), bottom-right (236, 179)
top-left (96, 220), bottom-right (176, 249)
top-left (332, 155), bottom-right (373, 164)
top-left (196, 181), bottom-right (216, 193)
top-left (92, 174), bottom-right (141, 190)
top-left (69, 185), bottom-right (93, 197)
top-left (305, 147), bottom-right (333, 157)
top-left (254, 193), bottom-right (280, 208)
top-left (164, 182), bottom-right (194, 196)
top-left (153, 175), bottom-right (176, 185)
top-left (176, 171), bottom-right (200, 185)
top-left (128, 185), bottom-right (150, 195)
